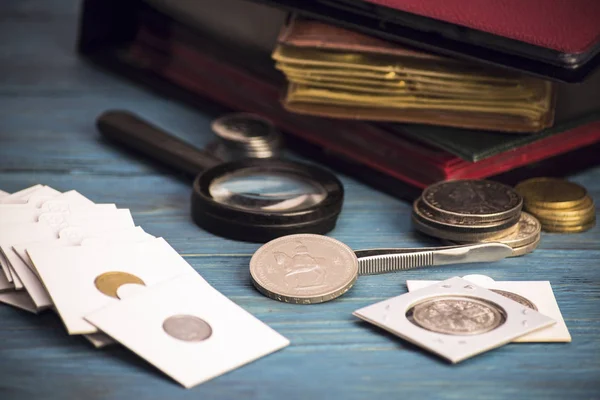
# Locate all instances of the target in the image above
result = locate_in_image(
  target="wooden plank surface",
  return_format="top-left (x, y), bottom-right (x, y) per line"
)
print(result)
top-left (0, 1), bottom-right (599, 399)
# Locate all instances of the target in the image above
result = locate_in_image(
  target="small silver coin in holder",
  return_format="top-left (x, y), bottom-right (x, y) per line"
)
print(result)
top-left (353, 277), bottom-right (556, 364)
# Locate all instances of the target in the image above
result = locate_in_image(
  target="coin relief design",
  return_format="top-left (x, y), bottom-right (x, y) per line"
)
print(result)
top-left (423, 180), bottom-right (522, 215)
top-left (94, 271), bottom-right (145, 299)
top-left (410, 296), bottom-right (505, 335)
top-left (515, 212), bottom-right (540, 236)
top-left (490, 289), bottom-right (538, 310)
top-left (250, 234), bottom-right (358, 304)
top-left (162, 315), bottom-right (213, 342)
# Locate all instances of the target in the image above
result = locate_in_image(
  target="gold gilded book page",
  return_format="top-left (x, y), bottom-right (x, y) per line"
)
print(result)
top-left (285, 84), bottom-right (551, 119)
top-left (279, 66), bottom-right (532, 93)
top-left (282, 99), bottom-right (549, 132)
top-left (272, 18), bottom-right (555, 132)
top-left (282, 73), bottom-right (544, 101)
top-left (274, 60), bottom-right (524, 86)
top-left (272, 46), bottom-right (521, 82)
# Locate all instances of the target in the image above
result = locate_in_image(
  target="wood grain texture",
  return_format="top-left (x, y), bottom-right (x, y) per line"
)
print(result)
top-left (0, 1), bottom-right (599, 399)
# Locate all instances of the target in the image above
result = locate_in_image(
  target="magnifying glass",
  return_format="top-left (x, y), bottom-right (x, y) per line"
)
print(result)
top-left (96, 110), bottom-right (344, 242)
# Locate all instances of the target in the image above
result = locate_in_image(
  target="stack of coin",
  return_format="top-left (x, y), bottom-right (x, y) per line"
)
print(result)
top-left (208, 113), bottom-right (283, 161)
top-left (412, 179), bottom-right (541, 256)
top-left (515, 177), bottom-right (596, 233)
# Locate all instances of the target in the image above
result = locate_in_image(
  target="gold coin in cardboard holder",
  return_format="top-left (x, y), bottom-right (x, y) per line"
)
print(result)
top-left (94, 271), bottom-right (146, 299)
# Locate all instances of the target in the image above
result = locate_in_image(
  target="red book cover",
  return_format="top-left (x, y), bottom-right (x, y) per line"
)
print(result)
top-left (364, 0), bottom-right (600, 54)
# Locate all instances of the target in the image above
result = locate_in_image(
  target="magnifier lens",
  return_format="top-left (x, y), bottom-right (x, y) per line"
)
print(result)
top-left (209, 169), bottom-right (327, 212)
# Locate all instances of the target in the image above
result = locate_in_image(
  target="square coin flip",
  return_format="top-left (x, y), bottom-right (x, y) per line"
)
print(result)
top-left (84, 272), bottom-right (290, 389)
top-left (406, 275), bottom-right (571, 343)
top-left (353, 277), bottom-right (556, 363)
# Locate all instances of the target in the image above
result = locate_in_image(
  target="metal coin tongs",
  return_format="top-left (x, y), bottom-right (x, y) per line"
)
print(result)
top-left (353, 243), bottom-right (512, 276)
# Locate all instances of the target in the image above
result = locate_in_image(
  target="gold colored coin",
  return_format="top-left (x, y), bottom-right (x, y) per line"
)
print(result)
top-left (532, 211), bottom-right (596, 225)
top-left (94, 271), bottom-right (145, 298)
top-left (538, 215), bottom-right (596, 228)
top-left (526, 208), bottom-right (595, 223)
top-left (542, 218), bottom-right (596, 233)
top-left (525, 196), bottom-right (595, 220)
top-left (510, 234), bottom-right (541, 256)
top-left (515, 178), bottom-right (587, 209)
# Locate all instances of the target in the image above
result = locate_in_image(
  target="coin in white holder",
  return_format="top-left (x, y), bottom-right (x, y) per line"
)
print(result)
top-left (0, 211), bottom-right (135, 310)
top-left (353, 276), bottom-right (556, 364)
top-left (84, 272), bottom-right (290, 389)
top-left (406, 275), bottom-right (571, 342)
top-left (26, 237), bottom-right (202, 334)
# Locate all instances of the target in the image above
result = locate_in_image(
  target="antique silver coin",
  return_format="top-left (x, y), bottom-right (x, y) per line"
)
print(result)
top-left (210, 113), bottom-right (282, 160)
top-left (413, 199), bottom-right (521, 233)
top-left (249, 234), bottom-right (358, 304)
top-left (421, 179), bottom-right (522, 223)
top-left (162, 315), bottom-right (213, 342)
top-left (450, 212), bottom-right (541, 249)
top-left (490, 289), bottom-right (538, 310)
top-left (412, 207), bottom-right (520, 241)
top-left (410, 295), bottom-right (506, 335)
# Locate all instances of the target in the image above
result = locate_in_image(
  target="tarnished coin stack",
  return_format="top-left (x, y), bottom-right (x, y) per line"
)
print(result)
top-left (208, 113), bottom-right (283, 161)
top-left (412, 179), bottom-right (541, 257)
top-left (515, 178), bottom-right (596, 233)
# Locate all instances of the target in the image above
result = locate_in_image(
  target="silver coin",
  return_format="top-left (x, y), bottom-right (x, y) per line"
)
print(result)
top-left (249, 234), bottom-right (358, 304)
top-left (422, 180), bottom-right (522, 223)
top-left (162, 315), bottom-right (212, 342)
top-left (412, 208), bottom-right (520, 242)
top-left (211, 113), bottom-right (282, 159)
top-left (449, 212), bottom-right (541, 249)
top-left (414, 198), bottom-right (521, 233)
top-left (490, 289), bottom-right (538, 310)
top-left (410, 295), bottom-right (505, 335)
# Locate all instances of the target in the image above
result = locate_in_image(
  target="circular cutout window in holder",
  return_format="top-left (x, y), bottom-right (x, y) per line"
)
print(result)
top-left (406, 295), bottom-right (507, 336)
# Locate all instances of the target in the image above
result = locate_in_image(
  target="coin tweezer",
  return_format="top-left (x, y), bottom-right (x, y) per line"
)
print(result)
top-left (354, 243), bottom-right (512, 276)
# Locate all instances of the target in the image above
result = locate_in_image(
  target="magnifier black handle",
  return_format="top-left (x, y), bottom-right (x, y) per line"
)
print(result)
top-left (96, 110), bottom-right (222, 177)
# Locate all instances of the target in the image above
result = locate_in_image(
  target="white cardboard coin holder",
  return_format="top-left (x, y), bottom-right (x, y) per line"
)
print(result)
top-left (406, 274), bottom-right (571, 342)
top-left (26, 237), bottom-right (204, 334)
top-left (0, 185), bottom-right (60, 206)
top-left (353, 276), bottom-right (556, 363)
top-left (0, 211), bottom-right (135, 309)
top-left (85, 273), bottom-right (290, 389)
top-left (0, 208), bottom-right (133, 289)
top-left (3, 226), bottom-right (154, 314)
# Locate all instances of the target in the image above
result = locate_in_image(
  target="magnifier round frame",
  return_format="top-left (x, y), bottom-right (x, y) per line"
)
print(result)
top-left (191, 158), bottom-right (344, 242)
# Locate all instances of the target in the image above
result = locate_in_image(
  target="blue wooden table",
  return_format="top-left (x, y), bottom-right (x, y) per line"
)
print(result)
top-left (1, 1), bottom-right (599, 399)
